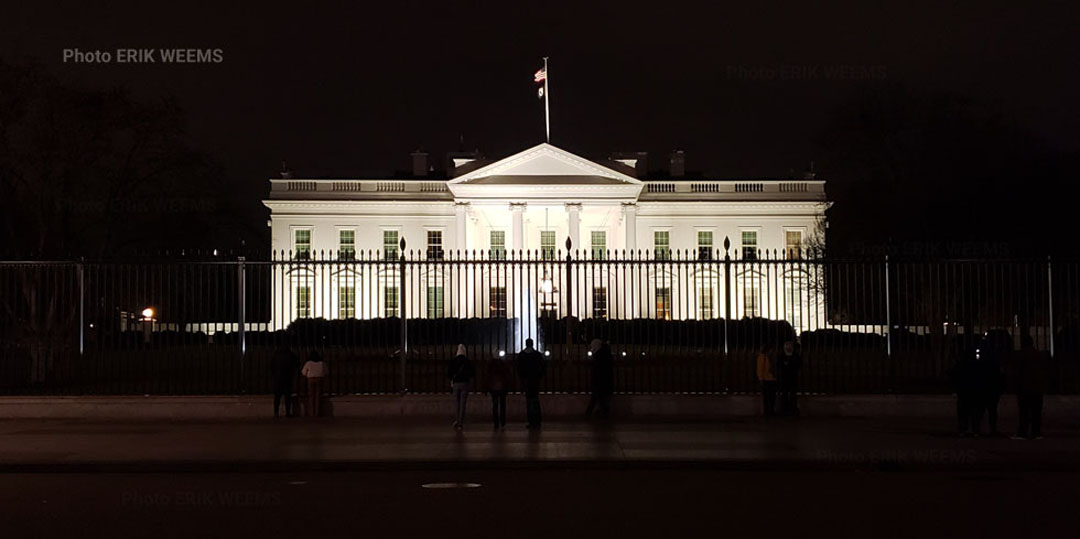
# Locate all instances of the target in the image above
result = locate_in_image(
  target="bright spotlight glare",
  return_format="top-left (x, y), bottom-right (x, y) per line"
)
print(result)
top-left (141, 307), bottom-right (154, 319)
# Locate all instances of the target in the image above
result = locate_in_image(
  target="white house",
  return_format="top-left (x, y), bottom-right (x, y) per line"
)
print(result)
top-left (263, 143), bottom-right (829, 331)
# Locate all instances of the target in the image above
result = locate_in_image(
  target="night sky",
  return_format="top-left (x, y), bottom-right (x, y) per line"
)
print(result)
top-left (3, 1), bottom-right (1078, 255)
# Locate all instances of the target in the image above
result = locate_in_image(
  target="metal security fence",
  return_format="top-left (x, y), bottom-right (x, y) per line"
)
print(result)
top-left (1, 249), bottom-right (1078, 396)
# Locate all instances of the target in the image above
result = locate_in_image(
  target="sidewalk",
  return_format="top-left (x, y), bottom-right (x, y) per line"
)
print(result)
top-left (1, 416), bottom-right (1077, 473)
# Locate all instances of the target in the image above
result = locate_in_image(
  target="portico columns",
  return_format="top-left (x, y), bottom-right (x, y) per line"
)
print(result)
top-left (510, 202), bottom-right (526, 253)
top-left (622, 202), bottom-right (638, 254)
top-left (566, 203), bottom-right (581, 255)
top-left (454, 202), bottom-right (468, 252)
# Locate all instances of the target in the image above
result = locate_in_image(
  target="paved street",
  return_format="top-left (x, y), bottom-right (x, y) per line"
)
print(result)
top-left (3, 469), bottom-right (1078, 538)
top-left (2, 417), bottom-right (1078, 537)
top-left (1, 416), bottom-right (1078, 472)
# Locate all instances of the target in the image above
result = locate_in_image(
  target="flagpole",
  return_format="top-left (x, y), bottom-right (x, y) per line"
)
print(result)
top-left (543, 57), bottom-right (550, 143)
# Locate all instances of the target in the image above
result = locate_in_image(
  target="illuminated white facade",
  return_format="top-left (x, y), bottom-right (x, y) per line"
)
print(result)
top-left (264, 144), bottom-right (829, 330)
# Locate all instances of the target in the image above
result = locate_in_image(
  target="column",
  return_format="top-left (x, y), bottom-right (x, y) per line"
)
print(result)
top-left (454, 202), bottom-right (468, 253)
top-left (510, 202), bottom-right (526, 252)
top-left (622, 203), bottom-right (637, 254)
top-left (621, 203), bottom-right (638, 320)
top-left (566, 203), bottom-right (581, 254)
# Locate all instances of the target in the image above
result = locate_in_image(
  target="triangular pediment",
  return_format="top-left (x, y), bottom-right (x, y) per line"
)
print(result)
top-left (449, 143), bottom-right (642, 186)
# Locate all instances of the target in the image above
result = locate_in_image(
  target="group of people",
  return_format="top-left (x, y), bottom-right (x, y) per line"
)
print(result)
top-left (951, 334), bottom-right (1049, 439)
top-left (448, 337), bottom-right (615, 430)
top-left (756, 340), bottom-right (802, 417)
top-left (270, 341), bottom-right (327, 418)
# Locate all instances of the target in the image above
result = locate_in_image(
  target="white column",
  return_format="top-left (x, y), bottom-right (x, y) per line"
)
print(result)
top-left (566, 203), bottom-right (581, 255)
top-left (510, 202), bottom-right (525, 253)
top-left (622, 203), bottom-right (637, 254)
top-left (621, 202), bottom-right (638, 320)
top-left (454, 202), bottom-right (467, 254)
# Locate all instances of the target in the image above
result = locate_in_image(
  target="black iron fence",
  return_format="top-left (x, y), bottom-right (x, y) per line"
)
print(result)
top-left (1, 250), bottom-right (1077, 395)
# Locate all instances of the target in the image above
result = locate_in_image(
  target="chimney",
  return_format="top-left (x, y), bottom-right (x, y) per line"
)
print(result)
top-left (803, 161), bottom-right (817, 180)
top-left (670, 150), bottom-right (685, 178)
top-left (411, 150), bottom-right (429, 177)
top-left (280, 160), bottom-right (292, 179)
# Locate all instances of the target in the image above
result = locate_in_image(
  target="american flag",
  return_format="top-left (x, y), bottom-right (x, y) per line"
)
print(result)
top-left (534, 68), bottom-right (547, 83)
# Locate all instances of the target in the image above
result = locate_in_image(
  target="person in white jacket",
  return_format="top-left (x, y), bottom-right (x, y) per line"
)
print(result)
top-left (301, 351), bottom-right (327, 417)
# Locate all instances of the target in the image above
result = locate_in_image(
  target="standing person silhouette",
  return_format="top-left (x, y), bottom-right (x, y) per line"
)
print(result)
top-left (487, 349), bottom-right (512, 430)
top-left (516, 338), bottom-right (546, 429)
top-left (270, 334), bottom-right (299, 418)
top-left (448, 344), bottom-right (475, 431)
top-left (756, 345), bottom-right (777, 416)
top-left (778, 340), bottom-right (802, 416)
top-left (1012, 335), bottom-right (1049, 440)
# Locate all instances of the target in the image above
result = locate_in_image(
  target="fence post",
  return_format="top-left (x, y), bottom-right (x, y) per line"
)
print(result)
top-left (399, 237), bottom-right (408, 393)
top-left (884, 255), bottom-right (892, 358)
top-left (723, 237), bottom-right (731, 356)
top-left (565, 237), bottom-right (574, 347)
top-left (237, 256), bottom-right (247, 393)
top-left (238, 257), bottom-right (246, 356)
top-left (1048, 255), bottom-right (1055, 359)
top-left (76, 259), bottom-right (85, 356)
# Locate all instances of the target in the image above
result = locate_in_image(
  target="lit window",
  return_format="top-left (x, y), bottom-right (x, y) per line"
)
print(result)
top-left (383, 230), bottom-right (399, 260)
top-left (786, 230), bottom-right (803, 259)
top-left (294, 229), bottom-right (312, 260)
top-left (592, 287), bottom-right (608, 319)
top-left (490, 286), bottom-right (507, 317)
top-left (743, 278), bottom-right (760, 317)
top-left (656, 287), bottom-right (672, 320)
top-left (786, 279), bottom-right (803, 328)
top-left (384, 286), bottom-right (399, 318)
top-left (339, 229), bottom-right (356, 260)
top-left (427, 286), bottom-right (444, 318)
top-left (699, 285), bottom-right (714, 319)
top-left (654, 230), bottom-right (670, 260)
top-left (741, 230), bottom-right (758, 260)
top-left (541, 230), bottom-right (556, 260)
top-left (490, 231), bottom-right (506, 260)
top-left (591, 231), bottom-right (606, 260)
top-left (698, 230), bottom-right (713, 260)
top-left (295, 286), bottom-right (311, 318)
top-left (426, 230), bottom-right (444, 260)
top-left (338, 285), bottom-right (355, 318)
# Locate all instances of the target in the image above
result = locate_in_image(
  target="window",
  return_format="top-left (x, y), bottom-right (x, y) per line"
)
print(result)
top-left (785, 230), bottom-right (803, 259)
top-left (591, 231), bottom-right (606, 260)
top-left (489, 286), bottom-right (507, 317)
top-left (656, 287), bottom-right (672, 320)
top-left (698, 230), bottom-right (714, 260)
top-left (339, 229), bottom-right (355, 260)
top-left (786, 279), bottom-right (803, 329)
top-left (383, 230), bottom-right (399, 260)
top-left (427, 286), bottom-right (444, 318)
top-left (426, 230), bottom-right (444, 260)
top-left (294, 228), bottom-right (312, 260)
top-left (384, 286), bottom-right (399, 318)
top-left (295, 286), bottom-right (311, 318)
top-left (490, 230), bottom-right (506, 260)
top-left (699, 285), bottom-right (714, 319)
top-left (338, 285), bottom-right (355, 318)
top-left (741, 230), bottom-right (758, 260)
top-left (743, 278), bottom-right (760, 317)
top-left (592, 287), bottom-right (608, 319)
top-left (540, 230), bottom-right (556, 260)
top-left (654, 230), bottom-right (670, 260)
